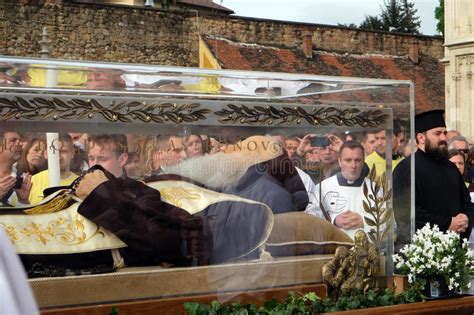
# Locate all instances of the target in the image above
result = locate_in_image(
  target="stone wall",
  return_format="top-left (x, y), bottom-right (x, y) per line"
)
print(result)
top-left (0, 1), bottom-right (444, 66)
top-left (0, 1), bottom-right (198, 66)
top-left (198, 15), bottom-right (444, 60)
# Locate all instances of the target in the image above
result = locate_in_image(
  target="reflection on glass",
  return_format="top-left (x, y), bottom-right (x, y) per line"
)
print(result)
top-left (0, 56), bottom-right (413, 308)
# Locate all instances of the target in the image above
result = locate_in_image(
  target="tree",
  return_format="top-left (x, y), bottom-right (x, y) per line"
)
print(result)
top-left (399, 0), bottom-right (421, 33)
top-left (434, 0), bottom-right (444, 35)
top-left (337, 23), bottom-right (359, 28)
top-left (359, 0), bottom-right (421, 34)
top-left (380, 0), bottom-right (404, 31)
top-left (360, 16), bottom-right (385, 31)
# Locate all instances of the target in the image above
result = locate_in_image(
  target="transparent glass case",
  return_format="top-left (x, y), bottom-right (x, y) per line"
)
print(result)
top-left (0, 56), bottom-right (414, 309)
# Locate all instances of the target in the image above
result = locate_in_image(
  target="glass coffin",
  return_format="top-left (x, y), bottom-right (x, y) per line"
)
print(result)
top-left (0, 56), bottom-right (414, 308)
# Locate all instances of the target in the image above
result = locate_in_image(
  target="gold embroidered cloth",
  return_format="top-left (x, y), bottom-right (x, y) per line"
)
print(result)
top-left (147, 180), bottom-right (272, 214)
top-left (0, 203), bottom-right (126, 254)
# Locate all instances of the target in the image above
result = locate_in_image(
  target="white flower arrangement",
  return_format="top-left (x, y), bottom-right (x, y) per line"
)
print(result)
top-left (393, 223), bottom-right (474, 293)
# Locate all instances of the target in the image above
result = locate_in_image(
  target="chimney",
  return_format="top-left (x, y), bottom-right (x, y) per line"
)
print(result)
top-left (409, 43), bottom-right (419, 64)
top-left (302, 31), bottom-right (313, 59)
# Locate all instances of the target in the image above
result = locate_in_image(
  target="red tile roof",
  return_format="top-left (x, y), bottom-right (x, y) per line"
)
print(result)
top-left (178, 0), bottom-right (234, 14)
top-left (203, 36), bottom-right (444, 115)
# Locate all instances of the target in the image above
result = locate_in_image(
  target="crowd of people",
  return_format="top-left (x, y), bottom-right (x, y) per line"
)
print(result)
top-left (1, 110), bottom-right (473, 246)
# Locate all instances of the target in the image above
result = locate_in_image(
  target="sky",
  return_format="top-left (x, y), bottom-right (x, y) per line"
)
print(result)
top-left (219, 0), bottom-right (440, 36)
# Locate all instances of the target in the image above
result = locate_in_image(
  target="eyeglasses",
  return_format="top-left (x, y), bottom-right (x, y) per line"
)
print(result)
top-left (459, 149), bottom-right (469, 154)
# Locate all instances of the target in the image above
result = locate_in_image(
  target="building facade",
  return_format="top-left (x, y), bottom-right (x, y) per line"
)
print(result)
top-left (1, 1), bottom-right (444, 114)
top-left (443, 0), bottom-right (474, 139)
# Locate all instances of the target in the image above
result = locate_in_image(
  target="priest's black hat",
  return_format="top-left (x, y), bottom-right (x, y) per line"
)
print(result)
top-left (415, 109), bottom-right (446, 134)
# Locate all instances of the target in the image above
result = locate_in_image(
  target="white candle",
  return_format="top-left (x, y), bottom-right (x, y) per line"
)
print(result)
top-left (45, 63), bottom-right (60, 187)
top-left (46, 133), bottom-right (61, 187)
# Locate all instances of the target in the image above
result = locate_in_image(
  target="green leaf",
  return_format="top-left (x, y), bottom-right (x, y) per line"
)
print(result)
top-left (210, 300), bottom-right (221, 311)
top-left (304, 292), bottom-right (319, 302)
top-left (183, 302), bottom-right (200, 315)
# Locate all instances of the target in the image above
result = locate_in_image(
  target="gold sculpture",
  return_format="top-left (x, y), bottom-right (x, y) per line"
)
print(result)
top-left (322, 230), bottom-right (380, 299)
top-left (363, 167), bottom-right (393, 250)
top-left (322, 246), bottom-right (349, 298)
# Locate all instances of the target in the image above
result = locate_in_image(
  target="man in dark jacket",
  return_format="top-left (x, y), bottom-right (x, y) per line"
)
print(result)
top-left (393, 110), bottom-right (473, 248)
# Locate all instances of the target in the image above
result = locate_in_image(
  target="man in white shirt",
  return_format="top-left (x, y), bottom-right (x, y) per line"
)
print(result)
top-left (303, 140), bottom-right (374, 239)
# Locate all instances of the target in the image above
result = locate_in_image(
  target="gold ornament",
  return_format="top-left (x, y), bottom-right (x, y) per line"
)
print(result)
top-left (322, 230), bottom-right (380, 299)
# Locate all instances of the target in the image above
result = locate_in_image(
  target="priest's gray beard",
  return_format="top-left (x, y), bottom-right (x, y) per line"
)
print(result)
top-left (425, 137), bottom-right (448, 160)
top-left (164, 152), bottom-right (260, 191)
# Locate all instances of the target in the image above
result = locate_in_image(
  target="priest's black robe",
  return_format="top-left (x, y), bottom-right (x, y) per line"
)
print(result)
top-left (393, 149), bottom-right (474, 248)
top-left (16, 171), bottom-right (272, 275)
top-left (78, 175), bottom-right (272, 266)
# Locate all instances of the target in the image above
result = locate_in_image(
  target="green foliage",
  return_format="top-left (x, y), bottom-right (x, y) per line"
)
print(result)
top-left (360, 16), bottom-right (385, 31)
top-left (109, 307), bottom-right (119, 315)
top-left (183, 288), bottom-right (424, 314)
top-left (434, 0), bottom-right (444, 35)
top-left (359, 0), bottom-right (421, 34)
top-left (337, 23), bottom-right (359, 28)
top-left (183, 300), bottom-right (258, 315)
top-left (397, 0), bottom-right (421, 34)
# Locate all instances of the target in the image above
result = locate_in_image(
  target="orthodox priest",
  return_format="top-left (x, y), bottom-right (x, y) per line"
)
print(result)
top-left (393, 110), bottom-right (473, 248)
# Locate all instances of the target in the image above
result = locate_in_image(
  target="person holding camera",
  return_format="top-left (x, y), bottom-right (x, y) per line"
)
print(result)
top-left (0, 132), bottom-right (32, 207)
top-left (297, 133), bottom-right (342, 184)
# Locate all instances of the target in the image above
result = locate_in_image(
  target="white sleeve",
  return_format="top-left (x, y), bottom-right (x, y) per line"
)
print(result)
top-left (295, 167), bottom-right (325, 219)
top-left (0, 230), bottom-right (39, 315)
